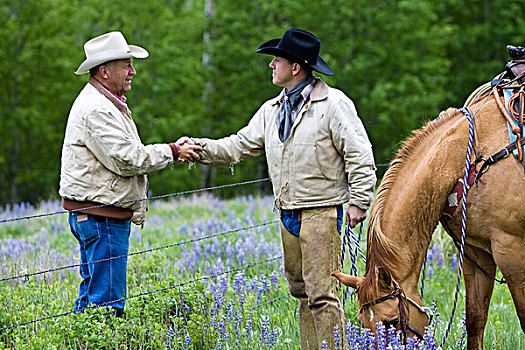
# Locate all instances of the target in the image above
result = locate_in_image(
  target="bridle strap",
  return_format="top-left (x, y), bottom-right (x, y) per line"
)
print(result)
top-left (359, 286), bottom-right (402, 314)
top-left (360, 282), bottom-right (427, 341)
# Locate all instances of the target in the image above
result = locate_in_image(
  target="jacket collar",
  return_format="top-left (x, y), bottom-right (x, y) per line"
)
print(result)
top-left (88, 77), bottom-right (131, 117)
top-left (271, 77), bottom-right (329, 106)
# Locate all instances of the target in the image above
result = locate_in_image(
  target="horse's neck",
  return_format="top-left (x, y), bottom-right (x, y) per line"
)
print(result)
top-left (374, 110), bottom-right (468, 291)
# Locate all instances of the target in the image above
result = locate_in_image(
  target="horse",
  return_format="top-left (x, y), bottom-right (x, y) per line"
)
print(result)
top-left (332, 93), bottom-right (525, 349)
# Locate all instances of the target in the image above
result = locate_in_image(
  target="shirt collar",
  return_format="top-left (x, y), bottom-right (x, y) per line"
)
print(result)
top-left (88, 77), bottom-right (131, 116)
top-left (271, 77), bottom-right (328, 106)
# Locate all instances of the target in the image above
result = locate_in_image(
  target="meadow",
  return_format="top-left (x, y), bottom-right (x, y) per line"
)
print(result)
top-left (0, 191), bottom-right (523, 349)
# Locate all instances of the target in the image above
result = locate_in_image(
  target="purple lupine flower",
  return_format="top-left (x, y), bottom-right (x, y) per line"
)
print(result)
top-left (320, 340), bottom-right (329, 350)
top-left (457, 311), bottom-right (467, 347)
top-left (233, 273), bottom-right (246, 295)
top-left (405, 335), bottom-right (419, 350)
top-left (260, 315), bottom-right (271, 346)
top-left (183, 333), bottom-right (191, 350)
top-left (251, 276), bottom-right (259, 291)
top-left (270, 271), bottom-right (279, 288)
top-left (362, 328), bottom-right (375, 350)
top-left (387, 327), bottom-right (403, 349)
top-left (427, 266), bottom-right (434, 278)
top-left (245, 313), bottom-right (253, 339)
top-left (426, 246), bottom-right (434, 264)
top-left (271, 326), bottom-right (279, 347)
top-left (164, 328), bottom-right (175, 349)
top-left (345, 322), bottom-right (359, 349)
top-left (376, 322), bottom-right (386, 350)
top-left (451, 253), bottom-right (458, 271)
top-left (333, 325), bottom-right (342, 349)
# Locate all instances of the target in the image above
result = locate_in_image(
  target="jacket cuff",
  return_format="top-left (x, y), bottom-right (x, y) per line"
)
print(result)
top-left (349, 200), bottom-right (370, 211)
top-left (168, 143), bottom-right (180, 160)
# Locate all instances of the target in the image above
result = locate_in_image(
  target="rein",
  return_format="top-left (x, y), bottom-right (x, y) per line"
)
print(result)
top-left (359, 280), bottom-right (431, 342)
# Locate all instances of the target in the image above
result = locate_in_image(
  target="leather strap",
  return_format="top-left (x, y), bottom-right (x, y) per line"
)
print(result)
top-left (62, 198), bottom-right (133, 220)
top-left (474, 136), bottom-right (525, 186)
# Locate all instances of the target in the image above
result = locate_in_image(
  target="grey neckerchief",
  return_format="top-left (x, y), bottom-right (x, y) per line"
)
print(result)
top-left (276, 75), bottom-right (315, 142)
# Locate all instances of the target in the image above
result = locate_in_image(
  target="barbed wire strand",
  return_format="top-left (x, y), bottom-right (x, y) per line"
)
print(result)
top-left (1, 221), bottom-right (278, 283)
top-left (248, 295), bottom-right (287, 311)
top-left (0, 255), bottom-right (283, 332)
top-left (0, 178), bottom-right (270, 224)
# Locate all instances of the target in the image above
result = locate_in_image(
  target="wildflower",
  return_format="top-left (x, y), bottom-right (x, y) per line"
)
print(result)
top-left (451, 253), bottom-right (458, 271)
top-left (427, 266), bottom-right (434, 278)
top-left (183, 333), bottom-right (192, 350)
top-left (362, 328), bottom-right (375, 349)
top-left (270, 270), bottom-right (279, 288)
top-left (260, 315), bottom-right (271, 346)
top-left (320, 340), bottom-right (329, 350)
top-left (164, 328), bottom-right (175, 349)
top-left (345, 322), bottom-right (359, 349)
top-left (245, 313), bottom-right (253, 339)
top-left (386, 327), bottom-right (402, 349)
top-left (457, 311), bottom-right (467, 347)
top-left (333, 324), bottom-right (342, 349)
top-left (376, 322), bottom-right (387, 349)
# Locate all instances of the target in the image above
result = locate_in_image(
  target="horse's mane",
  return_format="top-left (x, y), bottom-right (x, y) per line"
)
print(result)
top-left (359, 108), bottom-right (460, 301)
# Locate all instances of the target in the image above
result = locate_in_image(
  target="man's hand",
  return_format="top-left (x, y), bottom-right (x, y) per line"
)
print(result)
top-left (175, 137), bottom-right (202, 162)
top-left (346, 205), bottom-right (367, 228)
top-left (176, 136), bottom-right (193, 146)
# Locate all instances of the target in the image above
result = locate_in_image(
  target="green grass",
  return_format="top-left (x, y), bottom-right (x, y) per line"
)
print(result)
top-left (0, 195), bottom-right (523, 349)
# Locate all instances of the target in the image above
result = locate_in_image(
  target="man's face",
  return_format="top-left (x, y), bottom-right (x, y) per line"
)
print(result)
top-left (269, 56), bottom-right (294, 89)
top-left (103, 58), bottom-right (136, 96)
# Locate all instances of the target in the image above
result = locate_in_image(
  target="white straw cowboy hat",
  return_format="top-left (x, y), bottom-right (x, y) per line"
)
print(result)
top-left (75, 31), bottom-right (149, 75)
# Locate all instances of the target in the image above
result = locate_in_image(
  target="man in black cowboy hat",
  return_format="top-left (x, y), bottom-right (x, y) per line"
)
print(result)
top-left (186, 28), bottom-right (376, 348)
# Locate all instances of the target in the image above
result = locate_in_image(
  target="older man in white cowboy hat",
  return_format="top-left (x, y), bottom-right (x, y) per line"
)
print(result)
top-left (182, 28), bottom-right (376, 348)
top-left (59, 31), bottom-right (201, 316)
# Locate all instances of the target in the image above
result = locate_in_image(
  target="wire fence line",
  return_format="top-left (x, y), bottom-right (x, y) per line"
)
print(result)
top-left (0, 255), bottom-right (284, 332)
top-left (1, 165), bottom-right (391, 225)
top-left (0, 178), bottom-right (271, 224)
top-left (0, 221), bottom-right (278, 283)
top-left (0, 175), bottom-right (379, 332)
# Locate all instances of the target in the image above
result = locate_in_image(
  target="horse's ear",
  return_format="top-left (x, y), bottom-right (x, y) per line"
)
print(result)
top-left (331, 271), bottom-right (359, 289)
top-left (377, 267), bottom-right (393, 290)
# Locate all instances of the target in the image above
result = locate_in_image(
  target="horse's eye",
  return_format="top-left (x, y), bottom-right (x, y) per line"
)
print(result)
top-left (384, 318), bottom-right (399, 329)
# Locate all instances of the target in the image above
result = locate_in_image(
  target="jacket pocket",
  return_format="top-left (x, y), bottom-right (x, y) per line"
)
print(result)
top-left (295, 143), bottom-right (337, 182)
top-left (314, 144), bottom-right (338, 181)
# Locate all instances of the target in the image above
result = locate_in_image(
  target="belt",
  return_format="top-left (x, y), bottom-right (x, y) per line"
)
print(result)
top-left (62, 198), bottom-right (133, 221)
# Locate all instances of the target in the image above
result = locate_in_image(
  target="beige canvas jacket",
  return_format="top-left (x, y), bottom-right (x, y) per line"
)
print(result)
top-left (59, 78), bottom-right (174, 224)
top-left (192, 79), bottom-right (377, 210)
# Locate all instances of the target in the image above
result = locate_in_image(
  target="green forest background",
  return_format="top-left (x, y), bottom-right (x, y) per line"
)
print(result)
top-left (1, 0), bottom-right (524, 206)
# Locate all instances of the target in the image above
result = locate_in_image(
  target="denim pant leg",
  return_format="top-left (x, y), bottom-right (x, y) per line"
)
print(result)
top-left (69, 213), bottom-right (131, 312)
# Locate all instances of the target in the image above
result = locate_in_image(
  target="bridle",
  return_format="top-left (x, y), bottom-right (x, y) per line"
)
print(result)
top-left (359, 280), bottom-right (432, 342)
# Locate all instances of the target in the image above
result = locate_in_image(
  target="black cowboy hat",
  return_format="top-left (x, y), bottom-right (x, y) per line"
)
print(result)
top-left (256, 28), bottom-right (334, 76)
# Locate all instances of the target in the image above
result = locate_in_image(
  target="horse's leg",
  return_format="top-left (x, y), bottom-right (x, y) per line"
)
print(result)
top-left (492, 235), bottom-right (525, 333)
top-left (463, 250), bottom-right (496, 350)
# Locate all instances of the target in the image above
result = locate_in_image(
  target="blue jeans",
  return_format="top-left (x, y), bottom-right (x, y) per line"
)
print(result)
top-left (69, 212), bottom-right (131, 314)
top-left (281, 205), bottom-right (343, 236)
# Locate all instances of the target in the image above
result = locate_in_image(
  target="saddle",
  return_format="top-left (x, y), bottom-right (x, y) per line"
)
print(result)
top-left (443, 45), bottom-right (525, 220)
top-left (479, 45), bottom-right (525, 177)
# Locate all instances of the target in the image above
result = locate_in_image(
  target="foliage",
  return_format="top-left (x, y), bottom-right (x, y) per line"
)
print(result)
top-left (0, 194), bottom-right (523, 348)
top-left (1, 0), bottom-right (525, 205)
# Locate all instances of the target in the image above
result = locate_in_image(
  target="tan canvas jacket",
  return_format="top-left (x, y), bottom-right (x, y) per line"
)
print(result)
top-left (59, 79), bottom-right (174, 224)
top-left (192, 79), bottom-right (377, 210)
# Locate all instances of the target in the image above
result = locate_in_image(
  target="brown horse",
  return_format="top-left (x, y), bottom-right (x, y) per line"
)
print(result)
top-left (332, 95), bottom-right (525, 349)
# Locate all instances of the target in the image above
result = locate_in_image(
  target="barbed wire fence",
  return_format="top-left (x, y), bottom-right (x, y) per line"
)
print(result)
top-left (0, 168), bottom-right (383, 334)
top-left (0, 178), bottom-right (292, 332)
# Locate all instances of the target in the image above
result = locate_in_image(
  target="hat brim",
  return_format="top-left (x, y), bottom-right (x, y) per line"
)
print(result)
top-left (75, 45), bottom-right (149, 75)
top-left (256, 39), bottom-right (334, 76)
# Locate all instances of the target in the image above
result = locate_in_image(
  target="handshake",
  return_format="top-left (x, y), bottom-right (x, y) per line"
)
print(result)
top-left (174, 137), bottom-right (202, 163)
